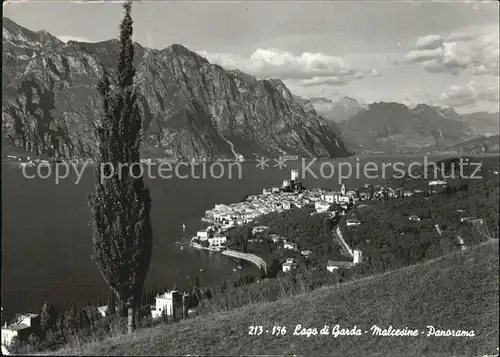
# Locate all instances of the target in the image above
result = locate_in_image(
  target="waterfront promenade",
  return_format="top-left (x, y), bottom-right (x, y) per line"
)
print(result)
top-left (189, 242), bottom-right (267, 275)
top-left (221, 250), bottom-right (267, 275)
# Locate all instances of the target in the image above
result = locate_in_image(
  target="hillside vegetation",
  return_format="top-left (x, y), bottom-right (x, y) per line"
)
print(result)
top-left (55, 240), bottom-right (499, 356)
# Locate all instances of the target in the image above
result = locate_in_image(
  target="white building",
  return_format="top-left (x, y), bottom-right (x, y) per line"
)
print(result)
top-left (97, 305), bottom-right (110, 317)
top-left (282, 179), bottom-right (291, 188)
top-left (281, 201), bottom-right (291, 210)
top-left (346, 190), bottom-right (357, 198)
top-left (208, 234), bottom-right (227, 247)
top-left (315, 201), bottom-right (332, 213)
top-left (456, 235), bottom-right (466, 250)
top-left (322, 193), bottom-right (336, 203)
top-left (151, 291), bottom-right (183, 319)
top-left (282, 258), bottom-right (296, 272)
top-left (283, 241), bottom-right (298, 250)
top-left (353, 249), bottom-right (363, 264)
top-left (269, 234), bottom-right (283, 243)
top-left (282, 262), bottom-right (296, 273)
top-left (326, 261), bottom-right (354, 272)
top-left (1, 314), bottom-right (40, 347)
top-left (429, 180), bottom-right (447, 186)
top-left (291, 169), bottom-right (300, 181)
top-left (336, 195), bottom-right (350, 204)
top-left (346, 219), bottom-right (361, 226)
top-left (196, 229), bottom-right (210, 240)
top-left (252, 226), bottom-right (270, 234)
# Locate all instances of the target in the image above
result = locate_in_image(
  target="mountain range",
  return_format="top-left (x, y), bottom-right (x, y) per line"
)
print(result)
top-left (304, 96), bottom-right (498, 153)
top-left (2, 18), bottom-right (349, 161)
top-left (3, 18), bottom-right (498, 159)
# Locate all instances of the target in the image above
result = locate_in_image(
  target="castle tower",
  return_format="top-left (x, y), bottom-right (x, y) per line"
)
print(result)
top-left (291, 169), bottom-right (299, 182)
top-left (341, 183), bottom-right (346, 196)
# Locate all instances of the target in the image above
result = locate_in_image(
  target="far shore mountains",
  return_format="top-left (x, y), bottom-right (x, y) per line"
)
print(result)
top-left (2, 17), bottom-right (498, 160)
top-left (306, 96), bottom-right (499, 154)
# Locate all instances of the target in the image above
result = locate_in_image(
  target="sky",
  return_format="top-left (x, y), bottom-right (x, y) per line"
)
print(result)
top-left (3, 0), bottom-right (499, 113)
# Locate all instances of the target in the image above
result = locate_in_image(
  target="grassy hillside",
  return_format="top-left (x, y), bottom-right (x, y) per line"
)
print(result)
top-left (55, 240), bottom-right (499, 356)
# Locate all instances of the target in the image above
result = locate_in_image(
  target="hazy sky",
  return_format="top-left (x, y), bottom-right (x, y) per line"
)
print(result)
top-left (3, 0), bottom-right (499, 113)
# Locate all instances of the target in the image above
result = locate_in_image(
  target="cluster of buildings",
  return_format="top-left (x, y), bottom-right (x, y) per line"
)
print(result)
top-left (191, 226), bottom-right (228, 251)
top-left (309, 183), bottom-right (430, 215)
top-left (196, 168), bottom-right (455, 276)
top-left (198, 169), bottom-right (368, 271)
top-left (203, 170), bottom-right (309, 230)
top-left (3, 154), bottom-right (92, 168)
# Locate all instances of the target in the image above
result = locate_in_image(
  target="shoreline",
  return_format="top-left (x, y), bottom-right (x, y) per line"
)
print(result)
top-left (189, 243), bottom-right (267, 274)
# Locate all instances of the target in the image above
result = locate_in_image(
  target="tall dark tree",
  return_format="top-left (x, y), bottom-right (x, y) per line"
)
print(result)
top-left (323, 217), bottom-right (333, 238)
top-left (88, 2), bottom-right (153, 334)
top-left (40, 302), bottom-right (58, 337)
top-left (108, 291), bottom-right (116, 315)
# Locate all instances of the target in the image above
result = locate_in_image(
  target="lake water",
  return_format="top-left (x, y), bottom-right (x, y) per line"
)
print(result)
top-left (0, 154), bottom-right (477, 318)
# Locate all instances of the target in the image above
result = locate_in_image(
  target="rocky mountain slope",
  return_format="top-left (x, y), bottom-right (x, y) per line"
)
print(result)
top-left (2, 18), bottom-right (349, 160)
top-left (309, 96), bottom-right (364, 123)
top-left (446, 135), bottom-right (500, 153)
top-left (460, 112), bottom-right (499, 136)
top-left (337, 102), bottom-right (483, 152)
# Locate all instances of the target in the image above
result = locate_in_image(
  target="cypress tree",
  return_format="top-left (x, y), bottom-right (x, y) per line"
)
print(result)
top-left (88, 1), bottom-right (153, 334)
top-left (40, 302), bottom-right (58, 338)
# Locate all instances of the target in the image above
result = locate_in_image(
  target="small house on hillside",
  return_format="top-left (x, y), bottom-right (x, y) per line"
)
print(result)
top-left (283, 241), bottom-right (298, 250)
top-left (429, 180), bottom-right (447, 186)
top-left (301, 250), bottom-right (313, 257)
top-left (282, 201), bottom-right (292, 210)
top-left (268, 234), bottom-right (283, 243)
top-left (1, 314), bottom-right (40, 347)
top-left (353, 249), bottom-right (363, 264)
top-left (151, 291), bottom-right (186, 319)
top-left (252, 226), bottom-right (270, 234)
top-left (403, 191), bottom-right (413, 197)
top-left (346, 219), bottom-right (361, 227)
top-left (97, 305), bottom-right (110, 317)
top-left (282, 261), bottom-right (297, 273)
top-left (315, 201), bottom-right (332, 213)
top-left (326, 261), bottom-right (354, 272)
